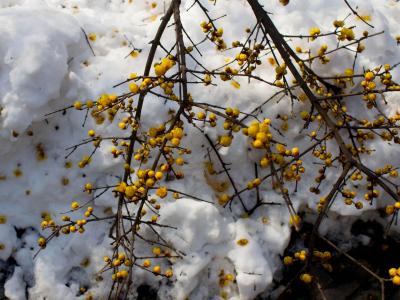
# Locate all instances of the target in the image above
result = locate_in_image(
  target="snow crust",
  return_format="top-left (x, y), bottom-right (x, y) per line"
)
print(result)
top-left (0, 0), bottom-right (400, 299)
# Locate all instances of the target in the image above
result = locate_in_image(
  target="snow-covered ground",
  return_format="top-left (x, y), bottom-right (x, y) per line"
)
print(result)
top-left (0, 0), bottom-right (400, 299)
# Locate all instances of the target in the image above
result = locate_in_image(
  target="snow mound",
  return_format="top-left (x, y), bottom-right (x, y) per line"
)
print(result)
top-left (0, 8), bottom-right (82, 138)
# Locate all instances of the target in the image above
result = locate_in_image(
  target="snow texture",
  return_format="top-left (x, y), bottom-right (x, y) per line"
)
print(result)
top-left (0, 0), bottom-right (400, 299)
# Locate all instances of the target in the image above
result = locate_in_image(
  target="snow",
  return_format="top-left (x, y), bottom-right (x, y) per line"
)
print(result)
top-left (0, 0), bottom-right (399, 299)
top-left (4, 266), bottom-right (25, 300)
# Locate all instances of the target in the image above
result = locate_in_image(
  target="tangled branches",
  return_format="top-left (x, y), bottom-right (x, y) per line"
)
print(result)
top-left (37, 0), bottom-right (400, 299)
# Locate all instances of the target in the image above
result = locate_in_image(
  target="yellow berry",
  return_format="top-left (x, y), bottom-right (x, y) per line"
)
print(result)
top-left (364, 71), bottom-right (375, 81)
top-left (393, 276), bottom-right (400, 285)
top-left (260, 157), bottom-right (270, 168)
top-left (291, 147), bottom-right (300, 157)
top-left (236, 238), bottom-right (249, 246)
top-left (389, 268), bottom-right (397, 277)
top-left (171, 138), bottom-right (180, 147)
top-left (247, 124), bottom-right (259, 137)
top-left (143, 259), bottom-right (151, 267)
top-left (118, 122), bottom-right (126, 129)
top-left (146, 178), bottom-right (155, 187)
top-left (219, 135), bottom-right (233, 147)
top-left (386, 205), bottom-right (395, 215)
top-left (156, 187), bottom-right (168, 198)
top-left (218, 194), bottom-right (230, 205)
top-left (129, 83), bottom-right (139, 94)
top-left (153, 265), bottom-right (161, 274)
top-left (71, 201), bottom-right (80, 210)
top-left (197, 111), bottom-right (206, 120)
top-left (155, 171), bottom-right (163, 180)
top-left (73, 101), bottom-right (82, 110)
top-left (86, 100), bottom-right (94, 108)
top-left (300, 273), bottom-right (312, 283)
top-left (85, 182), bottom-right (93, 191)
top-left (290, 215), bottom-right (301, 226)
top-left (88, 33), bottom-right (96, 41)
top-left (283, 256), bottom-right (293, 265)
top-left (165, 269), bottom-right (173, 278)
top-left (152, 247), bottom-right (161, 256)
top-left (38, 237), bottom-right (46, 248)
top-left (88, 129), bottom-right (96, 137)
top-left (252, 139), bottom-right (263, 149)
top-left (175, 157), bottom-right (184, 165)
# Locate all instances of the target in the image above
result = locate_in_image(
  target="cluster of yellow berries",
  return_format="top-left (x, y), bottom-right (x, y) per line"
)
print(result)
top-left (361, 71), bottom-right (377, 94)
top-left (66, 219), bottom-right (87, 234)
top-left (335, 68), bottom-right (355, 87)
top-left (246, 178), bottom-right (262, 190)
top-left (140, 248), bottom-right (173, 277)
top-left (218, 270), bottom-right (235, 287)
top-left (143, 261), bottom-right (173, 277)
top-left (283, 250), bottom-right (307, 266)
top-left (313, 250), bottom-right (332, 260)
top-left (380, 64), bottom-right (398, 89)
top-left (309, 27), bottom-right (321, 40)
top-left (39, 207), bottom-right (97, 248)
top-left (350, 170), bottom-right (363, 181)
top-left (312, 146), bottom-right (333, 168)
top-left (222, 107), bottom-right (241, 131)
top-left (333, 20), bottom-right (345, 28)
top-left (284, 251), bottom-right (326, 283)
top-left (283, 160), bottom-right (305, 182)
top-left (233, 44), bottom-right (264, 75)
top-left (105, 252), bottom-right (131, 268)
top-left (134, 125), bottom-right (187, 164)
top-left (317, 44), bottom-right (330, 64)
top-left (78, 155), bottom-right (92, 168)
top-left (313, 250), bottom-right (333, 272)
top-left (217, 108), bottom-right (242, 147)
top-left (97, 94), bottom-right (118, 110)
top-left (156, 186), bottom-right (168, 198)
top-left (196, 111), bottom-right (217, 127)
top-left (340, 189), bottom-right (362, 209)
top-left (235, 52), bottom-right (248, 67)
top-left (385, 202), bottom-right (400, 215)
top-left (84, 206), bottom-right (94, 218)
top-left (154, 56), bottom-right (176, 77)
top-left (118, 115), bottom-right (136, 131)
top-left (375, 165), bottom-right (398, 177)
top-left (167, 126), bottom-right (184, 147)
top-left (388, 268), bottom-right (400, 285)
top-left (40, 214), bottom-right (56, 230)
top-left (242, 119), bottom-right (273, 150)
top-left (39, 212), bottom-right (58, 233)
top-left (103, 253), bottom-right (131, 281)
top-left (200, 21), bottom-right (226, 50)
top-left (276, 143), bottom-right (300, 157)
top-left (338, 27), bottom-right (355, 41)
top-left (363, 186), bottom-right (380, 203)
top-left (273, 63), bottom-right (287, 87)
top-left (114, 172), bottom-right (160, 203)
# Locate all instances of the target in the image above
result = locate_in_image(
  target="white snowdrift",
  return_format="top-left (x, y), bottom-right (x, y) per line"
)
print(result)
top-left (0, 0), bottom-right (399, 300)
